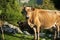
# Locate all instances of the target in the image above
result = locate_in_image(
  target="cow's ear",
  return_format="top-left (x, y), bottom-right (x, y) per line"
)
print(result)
top-left (31, 7), bottom-right (35, 11)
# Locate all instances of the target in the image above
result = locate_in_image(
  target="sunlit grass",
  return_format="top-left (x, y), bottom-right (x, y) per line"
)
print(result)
top-left (0, 33), bottom-right (33, 40)
top-left (0, 33), bottom-right (51, 40)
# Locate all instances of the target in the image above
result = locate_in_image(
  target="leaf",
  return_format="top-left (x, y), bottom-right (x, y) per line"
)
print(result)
top-left (0, 10), bottom-right (2, 15)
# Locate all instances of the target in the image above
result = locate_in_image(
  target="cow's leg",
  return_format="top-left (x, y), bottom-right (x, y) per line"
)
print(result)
top-left (33, 27), bottom-right (37, 40)
top-left (54, 29), bottom-right (57, 40)
top-left (37, 27), bottom-right (40, 40)
top-left (57, 26), bottom-right (59, 38)
top-left (54, 25), bottom-right (59, 39)
top-left (53, 25), bottom-right (57, 40)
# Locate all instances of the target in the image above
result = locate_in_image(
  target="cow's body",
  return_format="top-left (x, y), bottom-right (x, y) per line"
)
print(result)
top-left (22, 7), bottom-right (60, 40)
top-left (28, 9), bottom-right (57, 29)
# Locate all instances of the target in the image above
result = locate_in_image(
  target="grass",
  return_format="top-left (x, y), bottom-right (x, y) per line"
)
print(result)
top-left (0, 33), bottom-right (33, 40)
top-left (0, 33), bottom-right (51, 40)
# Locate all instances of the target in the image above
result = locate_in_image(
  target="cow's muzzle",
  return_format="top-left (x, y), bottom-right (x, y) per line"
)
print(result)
top-left (26, 16), bottom-right (29, 19)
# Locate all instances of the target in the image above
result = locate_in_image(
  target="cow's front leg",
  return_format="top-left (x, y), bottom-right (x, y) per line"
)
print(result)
top-left (37, 27), bottom-right (40, 40)
top-left (57, 26), bottom-right (60, 38)
top-left (33, 27), bottom-right (37, 40)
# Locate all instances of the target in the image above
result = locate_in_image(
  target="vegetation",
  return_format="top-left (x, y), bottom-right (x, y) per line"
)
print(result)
top-left (0, 33), bottom-right (33, 40)
top-left (0, 0), bottom-right (25, 25)
top-left (40, 0), bottom-right (55, 9)
top-left (25, 0), bottom-right (55, 9)
top-left (0, 33), bottom-right (51, 40)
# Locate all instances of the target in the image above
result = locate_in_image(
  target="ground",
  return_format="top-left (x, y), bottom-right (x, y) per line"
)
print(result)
top-left (0, 33), bottom-right (51, 40)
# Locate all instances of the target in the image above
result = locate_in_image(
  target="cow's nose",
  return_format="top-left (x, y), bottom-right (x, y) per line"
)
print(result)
top-left (26, 16), bottom-right (29, 19)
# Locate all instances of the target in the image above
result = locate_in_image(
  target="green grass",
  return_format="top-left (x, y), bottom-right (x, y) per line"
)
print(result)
top-left (0, 33), bottom-right (51, 40)
top-left (0, 33), bottom-right (33, 40)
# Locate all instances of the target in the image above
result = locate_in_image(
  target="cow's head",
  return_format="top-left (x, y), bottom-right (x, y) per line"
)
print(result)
top-left (21, 6), bottom-right (35, 19)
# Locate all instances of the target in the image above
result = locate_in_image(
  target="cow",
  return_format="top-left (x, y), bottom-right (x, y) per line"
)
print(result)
top-left (21, 6), bottom-right (60, 40)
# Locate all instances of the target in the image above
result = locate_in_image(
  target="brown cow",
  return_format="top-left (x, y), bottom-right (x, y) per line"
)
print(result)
top-left (21, 7), bottom-right (60, 40)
